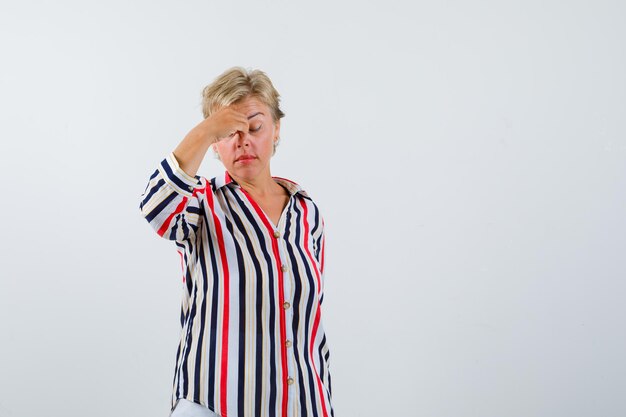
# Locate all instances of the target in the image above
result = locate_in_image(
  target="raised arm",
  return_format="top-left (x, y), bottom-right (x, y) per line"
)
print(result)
top-left (139, 104), bottom-right (251, 242)
top-left (139, 152), bottom-right (204, 242)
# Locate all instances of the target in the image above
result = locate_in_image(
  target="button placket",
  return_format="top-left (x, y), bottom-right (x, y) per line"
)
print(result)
top-left (276, 233), bottom-right (296, 397)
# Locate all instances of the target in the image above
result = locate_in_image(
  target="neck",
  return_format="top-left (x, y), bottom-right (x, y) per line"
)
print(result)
top-left (231, 170), bottom-right (278, 198)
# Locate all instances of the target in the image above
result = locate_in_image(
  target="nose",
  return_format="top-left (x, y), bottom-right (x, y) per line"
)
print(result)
top-left (235, 130), bottom-right (251, 147)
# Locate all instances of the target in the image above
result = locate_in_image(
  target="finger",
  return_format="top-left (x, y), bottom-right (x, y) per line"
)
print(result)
top-left (235, 119), bottom-right (249, 133)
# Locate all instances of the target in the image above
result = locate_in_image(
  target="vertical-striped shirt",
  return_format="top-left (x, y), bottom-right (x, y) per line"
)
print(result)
top-left (139, 152), bottom-right (334, 417)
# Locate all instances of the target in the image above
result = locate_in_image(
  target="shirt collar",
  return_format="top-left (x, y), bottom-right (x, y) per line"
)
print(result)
top-left (213, 171), bottom-right (309, 198)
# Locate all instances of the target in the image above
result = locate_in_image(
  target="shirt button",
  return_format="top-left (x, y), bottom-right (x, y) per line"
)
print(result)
top-left (273, 230), bottom-right (281, 238)
top-left (285, 340), bottom-right (292, 348)
top-left (283, 301), bottom-right (291, 309)
top-left (287, 377), bottom-right (294, 385)
top-left (281, 264), bottom-right (288, 272)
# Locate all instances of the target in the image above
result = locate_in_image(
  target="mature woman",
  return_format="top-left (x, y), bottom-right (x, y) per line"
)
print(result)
top-left (139, 67), bottom-right (334, 417)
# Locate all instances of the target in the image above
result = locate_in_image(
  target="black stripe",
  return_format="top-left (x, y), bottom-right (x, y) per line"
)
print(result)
top-left (148, 167), bottom-right (159, 182)
top-left (310, 203), bottom-right (322, 262)
top-left (174, 213), bottom-right (187, 240)
top-left (310, 202), bottom-right (320, 241)
top-left (193, 235), bottom-right (209, 401)
top-left (223, 189), bottom-right (270, 416)
top-left (205, 204), bottom-right (221, 406)
top-left (175, 241), bottom-right (194, 300)
top-left (179, 279), bottom-right (199, 400)
top-left (141, 177), bottom-right (165, 208)
top-left (317, 341), bottom-right (325, 387)
top-left (291, 198), bottom-right (320, 416)
top-left (144, 189), bottom-right (178, 223)
top-left (320, 333), bottom-right (333, 417)
top-left (222, 207), bottom-right (247, 416)
top-left (161, 157), bottom-right (198, 192)
top-left (229, 187), bottom-right (278, 417)
top-left (283, 200), bottom-right (309, 417)
top-left (172, 336), bottom-right (183, 403)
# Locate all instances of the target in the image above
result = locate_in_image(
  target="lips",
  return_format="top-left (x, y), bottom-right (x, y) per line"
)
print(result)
top-left (236, 155), bottom-right (256, 162)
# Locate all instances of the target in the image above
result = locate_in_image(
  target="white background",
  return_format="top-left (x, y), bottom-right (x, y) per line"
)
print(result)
top-left (1, 1), bottom-right (625, 416)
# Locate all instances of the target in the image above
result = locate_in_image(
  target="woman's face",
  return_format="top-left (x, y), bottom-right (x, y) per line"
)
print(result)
top-left (212, 96), bottom-right (280, 182)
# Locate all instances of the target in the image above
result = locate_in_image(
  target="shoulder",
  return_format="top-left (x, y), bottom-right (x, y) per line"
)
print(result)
top-left (273, 176), bottom-right (312, 200)
top-left (204, 171), bottom-right (237, 194)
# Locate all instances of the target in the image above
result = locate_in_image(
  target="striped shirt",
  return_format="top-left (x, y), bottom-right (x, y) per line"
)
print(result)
top-left (139, 152), bottom-right (334, 417)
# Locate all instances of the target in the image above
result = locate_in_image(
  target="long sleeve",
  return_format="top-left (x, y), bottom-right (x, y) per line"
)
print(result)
top-left (139, 152), bottom-right (204, 242)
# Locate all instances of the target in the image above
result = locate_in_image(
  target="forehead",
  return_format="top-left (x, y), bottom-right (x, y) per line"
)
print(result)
top-left (231, 96), bottom-right (269, 115)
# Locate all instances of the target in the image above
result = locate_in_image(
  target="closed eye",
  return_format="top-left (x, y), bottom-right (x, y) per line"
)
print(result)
top-left (250, 124), bottom-right (262, 132)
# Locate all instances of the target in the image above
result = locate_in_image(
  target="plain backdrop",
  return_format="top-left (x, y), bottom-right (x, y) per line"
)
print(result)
top-left (1, 1), bottom-right (625, 416)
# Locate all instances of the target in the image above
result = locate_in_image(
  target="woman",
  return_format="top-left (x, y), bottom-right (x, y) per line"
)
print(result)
top-left (139, 67), bottom-right (334, 417)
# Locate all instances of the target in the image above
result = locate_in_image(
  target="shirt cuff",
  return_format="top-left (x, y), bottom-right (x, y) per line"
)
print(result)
top-left (158, 151), bottom-right (202, 197)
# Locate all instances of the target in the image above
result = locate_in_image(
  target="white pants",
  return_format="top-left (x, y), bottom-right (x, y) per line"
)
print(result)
top-left (170, 399), bottom-right (220, 417)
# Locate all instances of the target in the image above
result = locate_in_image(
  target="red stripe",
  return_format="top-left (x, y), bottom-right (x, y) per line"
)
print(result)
top-left (157, 196), bottom-right (188, 237)
top-left (309, 307), bottom-right (329, 417)
top-left (157, 185), bottom-right (208, 238)
top-left (298, 199), bottom-right (321, 291)
top-left (206, 182), bottom-right (230, 416)
top-left (240, 187), bottom-right (289, 417)
top-left (300, 199), bottom-right (329, 417)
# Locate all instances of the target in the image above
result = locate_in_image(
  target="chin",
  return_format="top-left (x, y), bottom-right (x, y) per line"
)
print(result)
top-left (231, 165), bottom-right (260, 178)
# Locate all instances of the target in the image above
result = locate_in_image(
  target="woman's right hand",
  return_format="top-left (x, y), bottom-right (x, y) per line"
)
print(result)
top-left (197, 106), bottom-right (251, 144)
top-left (172, 104), bottom-right (251, 178)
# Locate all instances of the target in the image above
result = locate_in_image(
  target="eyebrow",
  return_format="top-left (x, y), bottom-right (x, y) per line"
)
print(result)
top-left (247, 112), bottom-right (264, 120)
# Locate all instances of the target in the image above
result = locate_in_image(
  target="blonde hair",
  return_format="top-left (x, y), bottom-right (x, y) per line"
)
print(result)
top-left (201, 66), bottom-right (285, 123)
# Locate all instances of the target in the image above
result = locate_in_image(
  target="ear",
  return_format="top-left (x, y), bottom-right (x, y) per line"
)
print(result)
top-left (274, 119), bottom-right (281, 139)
